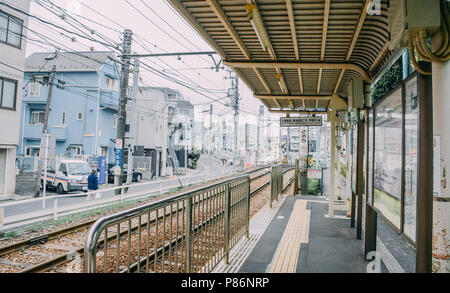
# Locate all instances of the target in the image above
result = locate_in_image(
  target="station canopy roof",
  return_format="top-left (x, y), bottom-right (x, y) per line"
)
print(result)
top-left (167, 0), bottom-right (391, 114)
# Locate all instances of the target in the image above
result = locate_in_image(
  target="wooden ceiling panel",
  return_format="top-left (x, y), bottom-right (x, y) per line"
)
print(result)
top-left (170, 0), bottom-right (389, 113)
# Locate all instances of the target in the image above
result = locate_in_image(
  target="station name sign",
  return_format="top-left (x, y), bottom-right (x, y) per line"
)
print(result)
top-left (280, 117), bottom-right (323, 127)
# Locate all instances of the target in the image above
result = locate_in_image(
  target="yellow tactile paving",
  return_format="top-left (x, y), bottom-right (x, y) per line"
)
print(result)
top-left (268, 199), bottom-right (311, 273)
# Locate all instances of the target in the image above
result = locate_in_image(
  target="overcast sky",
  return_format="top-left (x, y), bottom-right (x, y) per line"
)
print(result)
top-left (25, 0), bottom-right (282, 127)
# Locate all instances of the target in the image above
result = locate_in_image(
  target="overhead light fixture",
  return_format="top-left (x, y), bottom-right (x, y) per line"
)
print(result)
top-left (245, 4), bottom-right (275, 56)
top-left (277, 73), bottom-right (288, 94)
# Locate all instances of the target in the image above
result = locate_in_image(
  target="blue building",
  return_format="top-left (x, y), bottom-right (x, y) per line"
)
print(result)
top-left (18, 51), bottom-right (120, 164)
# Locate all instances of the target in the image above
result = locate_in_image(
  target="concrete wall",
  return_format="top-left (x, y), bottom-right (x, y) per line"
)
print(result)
top-left (0, 0), bottom-right (30, 196)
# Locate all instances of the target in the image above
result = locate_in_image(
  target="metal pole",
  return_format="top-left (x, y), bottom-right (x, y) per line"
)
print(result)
top-left (329, 110), bottom-right (336, 217)
top-left (294, 159), bottom-right (299, 195)
top-left (224, 183), bottom-right (231, 264)
top-left (94, 69), bottom-right (101, 157)
top-left (185, 197), bottom-right (193, 272)
top-left (42, 133), bottom-right (49, 209)
top-left (209, 104), bottom-right (213, 175)
top-left (356, 110), bottom-right (365, 239)
top-left (416, 69), bottom-right (433, 273)
top-left (116, 29), bottom-right (133, 189)
top-left (257, 106), bottom-right (263, 164)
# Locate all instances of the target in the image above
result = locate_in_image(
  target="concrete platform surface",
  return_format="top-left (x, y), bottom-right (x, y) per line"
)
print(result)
top-left (216, 194), bottom-right (369, 273)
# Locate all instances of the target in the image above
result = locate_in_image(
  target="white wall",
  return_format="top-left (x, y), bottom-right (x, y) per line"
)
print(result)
top-left (432, 33), bottom-right (450, 272)
top-left (0, 0), bottom-right (30, 196)
top-left (135, 88), bottom-right (168, 176)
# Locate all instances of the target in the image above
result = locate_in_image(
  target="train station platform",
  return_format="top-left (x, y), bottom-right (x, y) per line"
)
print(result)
top-left (213, 194), bottom-right (368, 273)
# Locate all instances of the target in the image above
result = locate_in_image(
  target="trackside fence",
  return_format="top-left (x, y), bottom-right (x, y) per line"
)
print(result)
top-left (270, 165), bottom-right (283, 208)
top-left (84, 175), bottom-right (251, 273)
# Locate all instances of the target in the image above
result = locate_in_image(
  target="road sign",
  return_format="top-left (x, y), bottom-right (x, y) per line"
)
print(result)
top-left (280, 117), bottom-right (322, 127)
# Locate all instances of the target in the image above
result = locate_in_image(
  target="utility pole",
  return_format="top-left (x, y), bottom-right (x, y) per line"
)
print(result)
top-left (116, 29), bottom-right (133, 190)
top-left (40, 65), bottom-right (56, 202)
top-left (209, 104), bottom-right (213, 174)
top-left (226, 70), bottom-right (240, 166)
top-left (256, 105), bottom-right (264, 165)
top-left (42, 65), bottom-right (57, 134)
top-left (126, 58), bottom-right (139, 185)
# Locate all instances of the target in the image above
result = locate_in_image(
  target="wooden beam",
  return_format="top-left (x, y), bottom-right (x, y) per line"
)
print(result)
top-left (286, 0), bottom-right (303, 94)
top-left (224, 61), bottom-right (370, 81)
top-left (321, 0), bottom-right (330, 61)
top-left (286, 0), bottom-right (299, 61)
top-left (298, 68), bottom-right (304, 95)
top-left (259, 98), bottom-right (272, 110)
top-left (269, 109), bottom-right (328, 114)
top-left (254, 68), bottom-right (272, 94)
top-left (369, 43), bottom-right (389, 72)
top-left (255, 94), bottom-right (332, 100)
top-left (333, 68), bottom-right (346, 95)
top-left (167, 1), bottom-right (271, 97)
top-left (206, 0), bottom-right (250, 60)
top-left (273, 99), bottom-right (282, 108)
top-left (317, 68), bottom-right (323, 94)
top-left (346, 0), bottom-right (371, 61)
top-left (166, 0), bottom-right (226, 58)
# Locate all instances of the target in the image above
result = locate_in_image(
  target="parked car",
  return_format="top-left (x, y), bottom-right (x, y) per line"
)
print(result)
top-left (107, 164), bottom-right (143, 183)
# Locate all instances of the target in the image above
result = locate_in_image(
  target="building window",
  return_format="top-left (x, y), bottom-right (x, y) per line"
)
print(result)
top-left (113, 114), bottom-right (117, 128)
top-left (0, 76), bottom-right (17, 110)
top-left (105, 76), bottom-right (118, 91)
top-left (77, 112), bottom-right (83, 120)
top-left (28, 83), bottom-right (41, 97)
top-left (62, 112), bottom-right (66, 125)
top-left (31, 111), bottom-right (45, 125)
top-left (0, 11), bottom-right (23, 48)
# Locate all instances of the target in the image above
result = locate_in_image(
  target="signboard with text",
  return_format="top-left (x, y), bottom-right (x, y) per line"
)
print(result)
top-left (280, 117), bottom-right (322, 127)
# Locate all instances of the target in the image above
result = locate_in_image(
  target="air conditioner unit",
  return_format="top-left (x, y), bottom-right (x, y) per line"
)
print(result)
top-left (28, 83), bottom-right (41, 97)
top-left (347, 78), bottom-right (364, 112)
top-left (388, 0), bottom-right (441, 50)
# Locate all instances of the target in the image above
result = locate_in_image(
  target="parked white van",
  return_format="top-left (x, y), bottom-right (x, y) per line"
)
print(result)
top-left (41, 159), bottom-right (91, 194)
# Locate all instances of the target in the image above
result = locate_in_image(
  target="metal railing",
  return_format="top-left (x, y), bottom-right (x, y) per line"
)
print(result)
top-left (270, 165), bottom-right (283, 208)
top-left (84, 174), bottom-right (251, 273)
top-left (0, 165), bottom-right (258, 231)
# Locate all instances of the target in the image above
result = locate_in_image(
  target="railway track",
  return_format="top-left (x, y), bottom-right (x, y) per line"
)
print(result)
top-left (0, 166), bottom-right (294, 273)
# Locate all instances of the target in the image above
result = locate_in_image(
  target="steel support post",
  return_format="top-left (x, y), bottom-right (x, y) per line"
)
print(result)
top-left (329, 110), bottom-right (336, 217)
top-left (185, 197), bottom-right (193, 273)
top-left (294, 159), bottom-right (299, 195)
top-left (224, 183), bottom-right (232, 264)
top-left (356, 110), bottom-right (365, 239)
top-left (416, 68), bottom-right (433, 273)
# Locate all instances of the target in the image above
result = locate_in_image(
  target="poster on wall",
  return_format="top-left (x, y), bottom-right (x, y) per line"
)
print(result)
top-left (373, 88), bottom-right (403, 228)
top-left (404, 76), bottom-right (419, 241)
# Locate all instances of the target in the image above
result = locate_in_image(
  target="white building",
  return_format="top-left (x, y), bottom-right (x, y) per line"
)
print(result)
top-left (133, 87), bottom-right (168, 178)
top-left (0, 0), bottom-right (30, 197)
